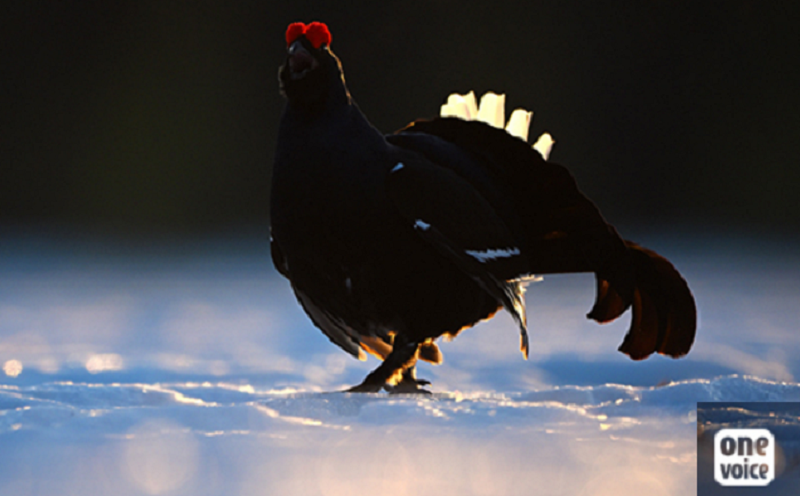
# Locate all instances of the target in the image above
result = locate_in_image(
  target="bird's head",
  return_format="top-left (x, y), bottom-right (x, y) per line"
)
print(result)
top-left (279, 22), bottom-right (350, 111)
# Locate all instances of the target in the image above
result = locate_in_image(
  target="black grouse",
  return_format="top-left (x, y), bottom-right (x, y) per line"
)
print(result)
top-left (270, 22), bottom-right (696, 393)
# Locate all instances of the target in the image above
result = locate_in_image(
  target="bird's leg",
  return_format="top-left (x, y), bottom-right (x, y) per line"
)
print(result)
top-left (347, 337), bottom-right (420, 393)
top-left (386, 365), bottom-right (432, 395)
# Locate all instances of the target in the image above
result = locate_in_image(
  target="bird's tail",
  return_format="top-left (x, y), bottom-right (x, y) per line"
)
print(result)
top-left (588, 241), bottom-right (696, 360)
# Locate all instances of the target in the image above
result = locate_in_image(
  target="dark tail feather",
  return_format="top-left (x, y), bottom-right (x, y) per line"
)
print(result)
top-left (588, 276), bottom-right (631, 323)
top-left (614, 241), bottom-right (697, 360)
top-left (586, 227), bottom-right (636, 324)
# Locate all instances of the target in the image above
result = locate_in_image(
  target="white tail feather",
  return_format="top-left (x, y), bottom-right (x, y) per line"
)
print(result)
top-left (533, 132), bottom-right (555, 161)
top-left (477, 92), bottom-right (506, 128)
top-left (441, 91), bottom-right (555, 161)
top-left (441, 91), bottom-right (479, 120)
top-left (505, 109), bottom-right (532, 141)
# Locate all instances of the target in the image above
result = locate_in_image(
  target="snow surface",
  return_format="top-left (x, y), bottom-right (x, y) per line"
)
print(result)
top-left (1, 232), bottom-right (799, 495)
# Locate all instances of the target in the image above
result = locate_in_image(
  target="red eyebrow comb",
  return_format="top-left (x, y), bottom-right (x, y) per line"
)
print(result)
top-left (286, 22), bottom-right (331, 49)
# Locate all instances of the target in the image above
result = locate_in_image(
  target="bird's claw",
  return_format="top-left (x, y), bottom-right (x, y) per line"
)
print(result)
top-left (385, 384), bottom-right (432, 395)
top-left (385, 377), bottom-right (432, 395)
top-left (346, 378), bottom-right (432, 395)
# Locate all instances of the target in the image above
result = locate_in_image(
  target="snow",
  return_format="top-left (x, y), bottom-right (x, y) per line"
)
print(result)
top-left (1, 232), bottom-right (799, 495)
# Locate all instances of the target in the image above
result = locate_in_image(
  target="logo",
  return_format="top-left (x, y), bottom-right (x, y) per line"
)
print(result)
top-left (713, 428), bottom-right (775, 486)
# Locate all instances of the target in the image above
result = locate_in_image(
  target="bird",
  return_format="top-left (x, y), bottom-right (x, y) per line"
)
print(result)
top-left (270, 21), bottom-right (696, 393)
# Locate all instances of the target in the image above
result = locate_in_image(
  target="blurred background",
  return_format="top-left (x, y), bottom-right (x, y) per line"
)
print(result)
top-left (2, 1), bottom-right (798, 237)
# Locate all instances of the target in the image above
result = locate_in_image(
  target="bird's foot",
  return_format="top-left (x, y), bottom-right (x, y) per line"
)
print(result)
top-left (346, 378), bottom-right (432, 395)
top-left (385, 377), bottom-right (432, 395)
top-left (345, 339), bottom-right (425, 394)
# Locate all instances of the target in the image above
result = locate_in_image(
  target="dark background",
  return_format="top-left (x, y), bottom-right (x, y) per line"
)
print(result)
top-left (2, 1), bottom-right (798, 238)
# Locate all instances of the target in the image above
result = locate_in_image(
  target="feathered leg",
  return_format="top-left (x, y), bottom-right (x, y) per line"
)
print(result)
top-left (347, 336), bottom-right (429, 393)
top-left (387, 365), bottom-right (432, 395)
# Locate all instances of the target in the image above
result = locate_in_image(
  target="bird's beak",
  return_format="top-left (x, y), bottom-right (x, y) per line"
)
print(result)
top-left (287, 40), bottom-right (318, 80)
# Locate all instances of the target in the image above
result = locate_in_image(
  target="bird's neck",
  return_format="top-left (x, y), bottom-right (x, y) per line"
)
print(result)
top-left (279, 92), bottom-right (385, 152)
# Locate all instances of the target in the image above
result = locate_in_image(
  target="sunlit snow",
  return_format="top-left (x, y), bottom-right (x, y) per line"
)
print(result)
top-left (1, 231), bottom-right (799, 495)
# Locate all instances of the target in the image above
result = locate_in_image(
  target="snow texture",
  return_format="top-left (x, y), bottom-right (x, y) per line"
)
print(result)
top-left (1, 232), bottom-right (799, 495)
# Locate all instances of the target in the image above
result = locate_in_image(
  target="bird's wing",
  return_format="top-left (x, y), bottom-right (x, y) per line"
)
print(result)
top-left (392, 118), bottom-right (636, 321)
top-left (384, 157), bottom-right (530, 357)
top-left (294, 288), bottom-right (367, 361)
top-left (273, 229), bottom-right (388, 361)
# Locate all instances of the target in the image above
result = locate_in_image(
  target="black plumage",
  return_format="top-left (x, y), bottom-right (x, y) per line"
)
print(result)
top-left (270, 23), bottom-right (696, 392)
